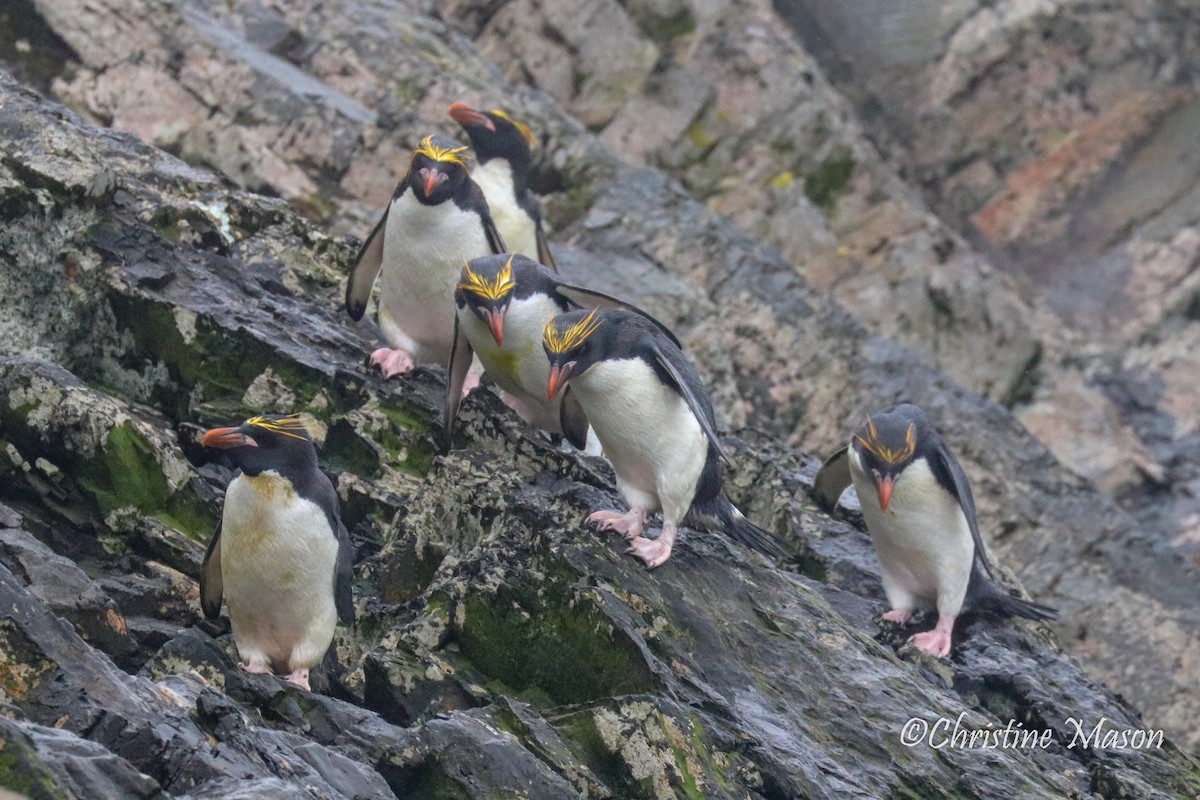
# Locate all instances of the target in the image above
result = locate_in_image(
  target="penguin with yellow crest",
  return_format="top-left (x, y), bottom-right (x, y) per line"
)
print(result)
top-left (345, 135), bottom-right (505, 378)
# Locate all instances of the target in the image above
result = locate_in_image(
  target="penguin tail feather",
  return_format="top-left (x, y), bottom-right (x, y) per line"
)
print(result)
top-left (972, 576), bottom-right (1058, 622)
top-left (720, 499), bottom-right (788, 560)
top-left (992, 592), bottom-right (1058, 622)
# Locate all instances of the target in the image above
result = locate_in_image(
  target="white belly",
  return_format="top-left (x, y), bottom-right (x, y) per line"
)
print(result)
top-left (849, 451), bottom-right (973, 610)
top-left (571, 359), bottom-right (708, 522)
top-left (220, 472), bottom-right (339, 671)
top-left (379, 192), bottom-right (493, 364)
top-left (472, 160), bottom-right (539, 260)
top-left (461, 294), bottom-right (564, 431)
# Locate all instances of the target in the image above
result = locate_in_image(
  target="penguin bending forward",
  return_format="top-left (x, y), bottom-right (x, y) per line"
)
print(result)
top-left (445, 252), bottom-right (677, 452)
top-left (345, 134), bottom-right (505, 378)
top-left (542, 308), bottom-right (786, 568)
top-left (199, 414), bottom-right (354, 690)
top-left (449, 102), bottom-right (556, 269)
top-left (813, 404), bottom-right (1056, 658)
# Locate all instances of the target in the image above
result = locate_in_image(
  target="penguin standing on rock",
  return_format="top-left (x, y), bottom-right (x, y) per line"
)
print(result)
top-left (345, 134), bottom-right (505, 378)
top-left (444, 252), bottom-right (677, 451)
top-left (199, 414), bottom-right (354, 690)
top-left (542, 308), bottom-right (786, 569)
top-left (449, 102), bottom-right (556, 269)
top-left (813, 404), bottom-right (1056, 658)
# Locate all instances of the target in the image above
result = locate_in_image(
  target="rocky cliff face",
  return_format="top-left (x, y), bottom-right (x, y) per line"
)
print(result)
top-left (0, 0), bottom-right (1197, 797)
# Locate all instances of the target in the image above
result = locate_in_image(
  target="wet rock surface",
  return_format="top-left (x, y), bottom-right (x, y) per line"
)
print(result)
top-left (0, 71), bottom-right (1197, 798)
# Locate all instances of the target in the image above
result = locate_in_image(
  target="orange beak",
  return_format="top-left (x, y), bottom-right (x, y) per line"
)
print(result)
top-left (547, 364), bottom-right (569, 400)
top-left (424, 171), bottom-right (439, 197)
top-left (449, 102), bottom-right (495, 131)
top-left (483, 308), bottom-right (504, 347)
top-left (875, 474), bottom-right (895, 512)
top-left (201, 427), bottom-right (257, 449)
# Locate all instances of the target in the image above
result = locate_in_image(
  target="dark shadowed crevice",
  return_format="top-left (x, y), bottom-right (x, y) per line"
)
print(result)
top-left (0, 0), bottom-right (78, 94)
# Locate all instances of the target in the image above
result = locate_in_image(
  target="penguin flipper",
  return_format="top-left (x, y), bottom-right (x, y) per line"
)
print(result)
top-left (536, 224), bottom-right (558, 272)
top-left (928, 442), bottom-right (995, 580)
top-left (334, 519), bottom-right (356, 624)
top-left (559, 386), bottom-right (590, 450)
top-left (442, 316), bottom-right (473, 453)
top-left (553, 284), bottom-right (681, 348)
top-left (483, 213), bottom-right (507, 255)
top-left (346, 209), bottom-right (388, 321)
top-left (812, 446), bottom-right (852, 513)
top-left (199, 519), bottom-right (224, 620)
top-left (649, 343), bottom-right (727, 463)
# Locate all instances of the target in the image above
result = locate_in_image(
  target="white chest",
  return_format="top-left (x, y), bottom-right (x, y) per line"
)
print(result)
top-left (461, 294), bottom-right (559, 398)
top-left (571, 359), bottom-right (708, 507)
top-left (380, 192), bottom-right (492, 329)
top-left (220, 472), bottom-right (339, 620)
top-left (472, 159), bottom-right (538, 259)
top-left (848, 451), bottom-right (974, 600)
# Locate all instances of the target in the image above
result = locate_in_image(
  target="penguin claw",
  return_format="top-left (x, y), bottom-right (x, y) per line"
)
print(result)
top-left (370, 347), bottom-right (415, 378)
top-left (283, 669), bottom-right (311, 691)
top-left (240, 660), bottom-right (272, 675)
top-left (587, 509), bottom-right (647, 538)
top-left (909, 627), bottom-right (953, 659)
top-left (625, 535), bottom-right (674, 569)
top-left (882, 608), bottom-right (913, 625)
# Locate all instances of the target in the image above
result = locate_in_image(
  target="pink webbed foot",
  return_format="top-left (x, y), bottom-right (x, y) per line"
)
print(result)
top-left (625, 526), bottom-right (678, 569)
top-left (370, 347), bottom-right (415, 378)
top-left (461, 371), bottom-right (482, 397)
top-left (283, 668), bottom-right (311, 691)
top-left (882, 608), bottom-right (913, 625)
top-left (587, 508), bottom-right (647, 540)
top-left (240, 659), bottom-right (272, 675)
top-left (909, 615), bottom-right (955, 658)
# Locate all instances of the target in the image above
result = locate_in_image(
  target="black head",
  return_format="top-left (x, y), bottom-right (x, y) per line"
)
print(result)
top-left (201, 413), bottom-right (317, 476)
top-left (455, 252), bottom-right (545, 347)
top-left (543, 307), bottom-right (640, 400)
top-left (448, 102), bottom-right (534, 175)
top-left (407, 134), bottom-right (471, 205)
top-left (850, 403), bottom-right (933, 511)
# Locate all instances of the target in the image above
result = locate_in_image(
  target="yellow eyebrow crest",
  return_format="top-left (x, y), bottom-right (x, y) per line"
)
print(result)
top-left (490, 109), bottom-right (534, 146)
top-left (246, 414), bottom-right (311, 441)
top-left (854, 419), bottom-right (916, 464)
top-left (543, 309), bottom-right (602, 354)
top-left (413, 135), bottom-right (470, 168)
top-left (457, 254), bottom-right (517, 302)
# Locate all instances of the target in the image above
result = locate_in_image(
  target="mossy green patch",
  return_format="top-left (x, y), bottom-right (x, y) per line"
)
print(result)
top-left (770, 170), bottom-right (795, 189)
top-left (0, 738), bottom-right (65, 800)
top-left (107, 295), bottom-right (335, 421)
top-left (386, 758), bottom-right (469, 800)
top-left (688, 717), bottom-right (731, 791)
top-left (687, 121), bottom-right (714, 151)
top-left (642, 8), bottom-right (696, 42)
top-left (75, 422), bottom-right (213, 540)
top-left (374, 403), bottom-right (435, 477)
top-left (804, 150), bottom-right (855, 212)
top-left (455, 574), bottom-right (658, 707)
top-left (322, 419), bottom-right (381, 477)
top-left (554, 710), bottom-right (629, 792)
